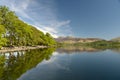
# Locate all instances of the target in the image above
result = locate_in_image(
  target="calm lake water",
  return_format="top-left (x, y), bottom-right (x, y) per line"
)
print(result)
top-left (1, 47), bottom-right (120, 80)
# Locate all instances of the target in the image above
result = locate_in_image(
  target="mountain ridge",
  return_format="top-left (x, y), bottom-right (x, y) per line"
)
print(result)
top-left (55, 37), bottom-right (105, 43)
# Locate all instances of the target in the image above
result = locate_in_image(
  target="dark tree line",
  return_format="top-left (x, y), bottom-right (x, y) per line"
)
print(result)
top-left (0, 6), bottom-right (56, 48)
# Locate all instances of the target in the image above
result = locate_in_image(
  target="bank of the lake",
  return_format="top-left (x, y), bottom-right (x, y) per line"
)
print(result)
top-left (0, 46), bottom-right (48, 53)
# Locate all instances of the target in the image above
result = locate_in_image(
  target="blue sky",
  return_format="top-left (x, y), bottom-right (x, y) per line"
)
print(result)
top-left (0, 0), bottom-right (120, 39)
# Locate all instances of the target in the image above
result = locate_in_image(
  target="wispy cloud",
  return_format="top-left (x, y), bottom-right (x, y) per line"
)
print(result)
top-left (0, 0), bottom-right (72, 38)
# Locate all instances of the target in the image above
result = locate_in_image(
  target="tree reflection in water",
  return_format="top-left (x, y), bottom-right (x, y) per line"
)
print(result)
top-left (0, 48), bottom-right (55, 80)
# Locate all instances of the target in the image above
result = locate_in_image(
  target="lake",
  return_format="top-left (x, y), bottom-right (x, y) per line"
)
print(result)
top-left (0, 47), bottom-right (120, 80)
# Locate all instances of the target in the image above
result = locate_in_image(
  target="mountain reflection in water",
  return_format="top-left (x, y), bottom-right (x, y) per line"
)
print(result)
top-left (57, 46), bottom-right (120, 54)
top-left (57, 46), bottom-right (105, 53)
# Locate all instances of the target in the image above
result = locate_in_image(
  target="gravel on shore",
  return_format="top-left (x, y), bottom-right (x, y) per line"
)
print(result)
top-left (0, 46), bottom-right (48, 53)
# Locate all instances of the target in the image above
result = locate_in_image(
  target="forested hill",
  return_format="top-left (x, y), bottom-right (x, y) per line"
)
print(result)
top-left (0, 6), bottom-right (56, 48)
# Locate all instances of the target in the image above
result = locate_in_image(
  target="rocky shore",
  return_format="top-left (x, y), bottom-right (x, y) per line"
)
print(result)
top-left (0, 46), bottom-right (47, 53)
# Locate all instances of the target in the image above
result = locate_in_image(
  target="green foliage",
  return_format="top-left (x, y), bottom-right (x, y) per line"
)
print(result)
top-left (82, 40), bottom-right (120, 49)
top-left (58, 40), bottom-right (120, 49)
top-left (44, 33), bottom-right (56, 46)
top-left (0, 6), bottom-right (56, 48)
top-left (0, 25), bottom-right (7, 47)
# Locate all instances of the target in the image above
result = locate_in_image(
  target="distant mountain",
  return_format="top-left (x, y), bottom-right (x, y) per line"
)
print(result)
top-left (111, 37), bottom-right (120, 42)
top-left (55, 37), bottom-right (104, 43)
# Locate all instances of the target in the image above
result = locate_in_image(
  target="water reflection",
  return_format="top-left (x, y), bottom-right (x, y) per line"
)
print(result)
top-left (1, 47), bottom-right (120, 80)
top-left (110, 48), bottom-right (120, 53)
top-left (17, 47), bottom-right (120, 80)
top-left (56, 46), bottom-right (120, 54)
top-left (57, 46), bottom-right (106, 53)
top-left (0, 48), bottom-right (55, 80)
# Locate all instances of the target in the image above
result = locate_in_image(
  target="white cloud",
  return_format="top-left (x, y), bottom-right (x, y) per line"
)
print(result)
top-left (0, 0), bottom-right (72, 38)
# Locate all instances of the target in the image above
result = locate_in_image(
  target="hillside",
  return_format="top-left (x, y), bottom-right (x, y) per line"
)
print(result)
top-left (0, 6), bottom-right (56, 48)
top-left (55, 36), bottom-right (104, 43)
top-left (111, 37), bottom-right (120, 42)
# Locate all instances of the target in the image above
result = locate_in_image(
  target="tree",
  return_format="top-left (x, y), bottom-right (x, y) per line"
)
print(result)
top-left (0, 6), bottom-right (56, 48)
top-left (0, 25), bottom-right (7, 48)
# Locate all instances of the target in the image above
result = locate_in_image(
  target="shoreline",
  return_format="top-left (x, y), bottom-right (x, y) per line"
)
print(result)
top-left (0, 46), bottom-right (48, 53)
